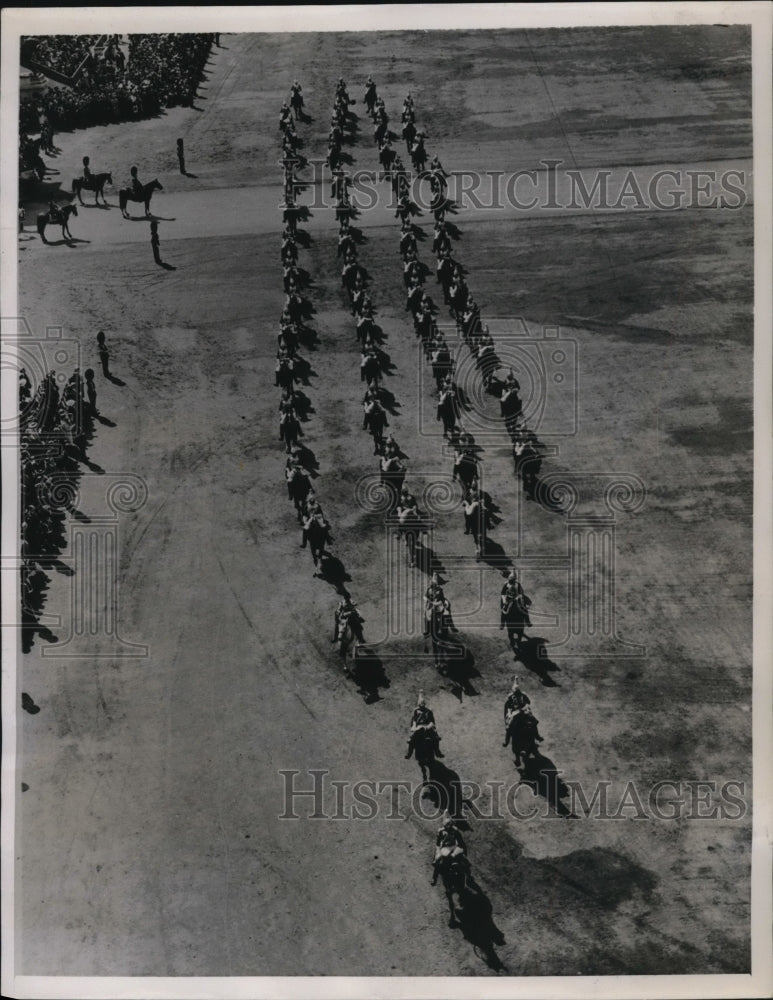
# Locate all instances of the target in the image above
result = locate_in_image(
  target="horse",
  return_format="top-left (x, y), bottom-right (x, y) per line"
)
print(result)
top-left (37, 204), bottom-right (78, 242)
top-left (410, 138), bottom-right (427, 173)
top-left (279, 411), bottom-right (302, 453)
top-left (453, 452), bottom-right (479, 492)
top-left (290, 89), bottom-right (304, 120)
top-left (72, 172), bottom-right (112, 206)
top-left (396, 506), bottom-right (425, 568)
top-left (504, 709), bottom-right (542, 769)
top-left (424, 602), bottom-right (462, 673)
top-left (286, 466), bottom-right (311, 521)
top-left (413, 726), bottom-right (439, 784)
top-left (437, 388), bottom-right (460, 438)
top-left (513, 439), bottom-right (542, 500)
top-left (334, 612), bottom-right (364, 669)
top-left (118, 178), bottom-right (163, 219)
top-left (304, 516), bottom-right (331, 568)
top-left (500, 590), bottom-right (531, 653)
top-left (463, 494), bottom-right (486, 560)
top-left (363, 402), bottom-right (388, 454)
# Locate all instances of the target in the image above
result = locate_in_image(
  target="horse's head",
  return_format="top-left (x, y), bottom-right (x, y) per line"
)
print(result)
top-left (106, 172), bottom-right (113, 184)
top-left (152, 179), bottom-right (163, 191)
top-left (70, 204), bottom-right (78, 216)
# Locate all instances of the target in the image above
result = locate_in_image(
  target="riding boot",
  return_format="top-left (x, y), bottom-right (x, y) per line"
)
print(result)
top-left (404, 738), bottom-right (413, 759)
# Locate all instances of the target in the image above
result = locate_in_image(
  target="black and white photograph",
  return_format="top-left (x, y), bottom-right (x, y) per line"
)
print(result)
top-left (2, 4), bottom-right (771, 998)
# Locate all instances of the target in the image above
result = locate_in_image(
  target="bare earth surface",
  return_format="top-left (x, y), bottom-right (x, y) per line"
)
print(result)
top-left (16, 27), bottom-right (752, 976)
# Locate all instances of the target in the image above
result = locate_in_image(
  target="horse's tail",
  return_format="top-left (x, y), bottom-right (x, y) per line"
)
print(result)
top-left (71, 178), bottom-right (78, 193)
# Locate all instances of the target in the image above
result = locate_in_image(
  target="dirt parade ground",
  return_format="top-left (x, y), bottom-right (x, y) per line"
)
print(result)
top-left (10, 22), bottom-right (760, 982)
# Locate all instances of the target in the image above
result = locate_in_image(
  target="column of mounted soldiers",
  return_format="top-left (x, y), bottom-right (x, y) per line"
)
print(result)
top-left (277, 77), bottom-right (552, 910)
top-left (365, 76), bottom-right (552, 896)
top-left (278, 83), bottom-right (366, 668)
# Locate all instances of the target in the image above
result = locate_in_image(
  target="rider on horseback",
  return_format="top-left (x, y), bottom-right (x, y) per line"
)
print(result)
top-left (82, 156), bottom-right (92, 186)
top-left (503, 675), bottom-right (531, 744)
top-left (405, 691), bottom-right (444, 760)
top-left (129, 165), bottom-right (143, 200)
top-left (332, 597), bottom-right (364, 645)
top-left (47, 197), bottom-right (61, 224)
top-left (431, 814), bottom-right (467, 885)
top-left (425, 572), bottom-right (445, 608)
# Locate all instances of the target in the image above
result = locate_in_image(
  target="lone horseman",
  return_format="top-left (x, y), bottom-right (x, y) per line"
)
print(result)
top-left (81, 156), bottom-right (93, 188)
top-left (431, 814), bottom-right (467, 886)
top-left (405, 692), bottom-right (444, 760)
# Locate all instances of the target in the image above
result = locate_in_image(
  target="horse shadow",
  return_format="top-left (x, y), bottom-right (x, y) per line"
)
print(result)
top-left (444, 220), bottom-right (463, 241)
top-left (519, 751), bottom-right (572, 816)
top-left (289, 443), bottom-right (319, 478)
top-left (348, 224), bottom-right (367, 245)
top-left (479, 540), bottom-right (512, 573)
top-left (422, 760), bottom-right (474, 824)
top-left (454, 876), bottom-right (507, 972)
top-left (297, 324), bottom-right (318, 351)
top-left (517, 635), bottom-right (561, 687)
top-left (415, 540), bottom-right (447, 578)
top-left (350, 646), bottom-right (390, 703)
top-left (296, 110), bottom-right (313, 125)
top-left (375, 386), bottom-right (400, 416)
top-left (363, 322), bottom-right (385, 346)
top-left (292, 356), bottom-right (316, 386)
top-left (290, 390), bottom-right (315, 421)
top-left (292, 228), bottom-right (312, 249)
top-left (440, 645), bottom-right (480, 700)
top-left (436, 197), bottom-right (460, 217)
top-left (291, 266), bottom-right (314, 289)
top-left (313, 552), bottom-right (352, 596)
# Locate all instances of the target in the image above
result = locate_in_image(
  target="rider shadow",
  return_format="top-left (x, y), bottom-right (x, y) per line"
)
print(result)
top-left (291, 390), bottom-right (315, 421)
top-left (296, 324), bottom-right (318, 351)
top-left (348, 224), bottom-right (367, 245)
top-left (517, 636), bottom-right (561, 687)
top-left (374, 386), bottom-right (400, 416)
top-left (519, 751), bottom-right (572, 816)
top-left (414, 540), bottom-right (447, 578)
top-left (440, 645), bottom-right (480, 700)
top-left (351, 646), bottom-right (390, 703)
top-left (313, 552), bottom-right (352, 596)
top-left (290, 443), bottom-right (319, 478)
top-left (479, 539), bottom-right (512, 574)
top-left (454, 877), bottom-right (507, 972)
top-left (423, 760), bottom-right (469, 824)
top-left (292, 356), bottom-right (317, 386)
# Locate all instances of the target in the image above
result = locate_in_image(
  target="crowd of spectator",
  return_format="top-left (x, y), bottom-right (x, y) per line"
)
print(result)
top-left (19, 366), bottom-right (98, 651)
top-left (19, 33), bottom-right (213, 173)
top-left (22, 34), bottom-right (98, 78)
